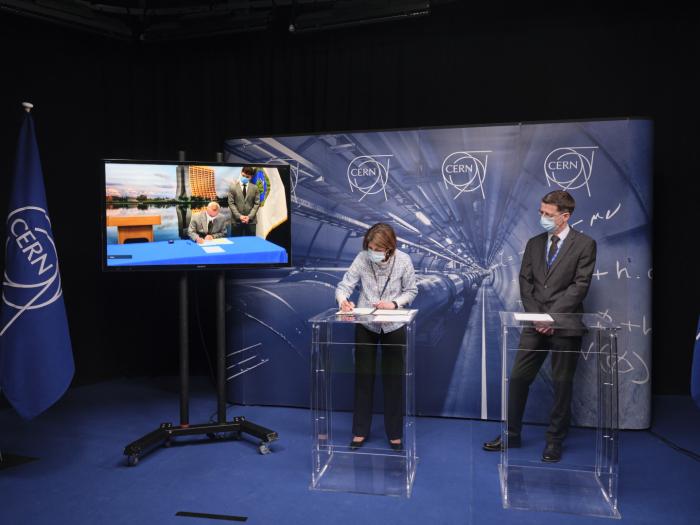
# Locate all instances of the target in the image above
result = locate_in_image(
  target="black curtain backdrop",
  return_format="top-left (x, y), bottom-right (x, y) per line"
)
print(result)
top-left (0, 5), bottom-right (697, 395)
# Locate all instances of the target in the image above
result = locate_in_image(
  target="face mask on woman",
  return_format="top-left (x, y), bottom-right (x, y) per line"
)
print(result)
top-left (368, 249), bottom-right (386, 263)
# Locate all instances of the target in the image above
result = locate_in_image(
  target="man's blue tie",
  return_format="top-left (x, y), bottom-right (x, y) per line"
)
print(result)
top-left (547, 235), bottom-right (560, 271)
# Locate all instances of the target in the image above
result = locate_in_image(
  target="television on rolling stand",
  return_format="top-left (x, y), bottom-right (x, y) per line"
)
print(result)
top-left (101, 159), bottom-right (290, 464)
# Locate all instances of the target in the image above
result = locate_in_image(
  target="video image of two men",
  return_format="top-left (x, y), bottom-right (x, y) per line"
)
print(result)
top-left (104, 162), bottom-right (290, 268)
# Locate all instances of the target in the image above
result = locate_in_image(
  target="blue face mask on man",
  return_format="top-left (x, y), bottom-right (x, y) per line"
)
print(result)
top-left (241, 176), bottom-right (250, 185)
top-left (540, 215), bottom-right (557, 232)
top-left (368, 249), bottom-right (386, 263)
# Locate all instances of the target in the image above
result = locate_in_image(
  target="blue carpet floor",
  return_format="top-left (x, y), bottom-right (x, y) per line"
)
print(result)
top-left (1, 379), bottom-right (699, 525)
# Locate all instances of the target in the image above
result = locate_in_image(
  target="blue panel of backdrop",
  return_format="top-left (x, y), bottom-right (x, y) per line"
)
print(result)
top-left (223, 118), bottom-right (652, 429)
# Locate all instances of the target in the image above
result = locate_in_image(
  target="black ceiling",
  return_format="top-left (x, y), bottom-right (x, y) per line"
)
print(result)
top-left (0, 0), bottom-right (444, 41)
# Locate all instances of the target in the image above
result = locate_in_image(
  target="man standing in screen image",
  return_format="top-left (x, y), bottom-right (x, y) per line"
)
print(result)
top-left (188, 201), bottom-right (227, 244)
top-left (483, 190), bottom-right (596, 463)
top-left (228, 166), bottom-right (260, 237)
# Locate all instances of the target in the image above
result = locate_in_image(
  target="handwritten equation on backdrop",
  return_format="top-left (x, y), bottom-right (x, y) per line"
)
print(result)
top-left (224, 119), bottom-right (652, 429)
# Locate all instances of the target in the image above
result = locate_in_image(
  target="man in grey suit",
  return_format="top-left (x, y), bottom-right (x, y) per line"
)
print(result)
top-left (227, 166), bottom-right (260, 237)
top-left (483, 190), bottom-right (596, 462)
top-left (188, 201), bottom-right (227, 244)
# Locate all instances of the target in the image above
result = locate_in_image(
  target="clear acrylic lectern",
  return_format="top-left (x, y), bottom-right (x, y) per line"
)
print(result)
top-left (309, 308), bottom-right (418, 497)
top-left (499, 312), bottom-right (621, 519)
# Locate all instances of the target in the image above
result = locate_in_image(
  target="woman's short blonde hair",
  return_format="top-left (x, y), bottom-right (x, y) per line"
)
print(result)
top-left (363, 223), bottom-right (397, 258)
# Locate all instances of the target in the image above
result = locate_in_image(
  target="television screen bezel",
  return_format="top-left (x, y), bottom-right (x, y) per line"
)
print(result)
top-left (101, 159), bottom-right (293, 272)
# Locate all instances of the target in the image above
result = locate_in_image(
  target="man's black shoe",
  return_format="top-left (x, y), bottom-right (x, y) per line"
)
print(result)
top-left (542, 442), bottom-right (562, 462)
top-left (482, 434), bottom-right (521, 451)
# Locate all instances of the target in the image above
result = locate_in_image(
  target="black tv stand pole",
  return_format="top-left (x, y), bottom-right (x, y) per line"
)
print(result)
top-left (123, 271), bottom-right (279, 466)
top-left (180, 272), bottom-right (189, 427)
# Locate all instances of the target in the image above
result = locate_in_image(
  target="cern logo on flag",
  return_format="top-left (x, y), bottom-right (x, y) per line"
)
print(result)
top-left (1, 206), bottom-right (63, 336)
top-left (544, 146), bottom-right (598, 197)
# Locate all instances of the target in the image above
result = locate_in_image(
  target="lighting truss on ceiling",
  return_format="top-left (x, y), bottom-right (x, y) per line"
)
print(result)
top-left (0, 0), bottom-right (456, 41)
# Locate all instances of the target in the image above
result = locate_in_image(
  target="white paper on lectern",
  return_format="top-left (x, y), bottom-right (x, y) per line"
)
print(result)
top-left (373, 315), bottom-right (412, 323)
top-left (335, 307), bottom-right (376, 315)
top-left (372, 309), bottom-right (414, 315)
top-left (201, 246), bottom-right (225, 254)
top-left (513, 313), bottom-right (554, 322)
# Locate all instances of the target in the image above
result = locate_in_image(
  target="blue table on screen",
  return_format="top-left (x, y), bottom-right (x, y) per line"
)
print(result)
top-left (106, 237), bottom-right (288, 267)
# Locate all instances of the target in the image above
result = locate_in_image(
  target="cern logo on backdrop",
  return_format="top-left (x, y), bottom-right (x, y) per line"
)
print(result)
top-left (441, 151), bottom-right (490, 200)
top-left (544, 146), bottom-right (598, 197)
top-left (347, 155), bottom-right (392, 201)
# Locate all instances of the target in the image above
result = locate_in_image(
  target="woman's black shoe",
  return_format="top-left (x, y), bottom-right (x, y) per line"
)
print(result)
top-left (389, 441), bottom-right (403, 451)
top-left (349, 437), bottom-right (366, 450)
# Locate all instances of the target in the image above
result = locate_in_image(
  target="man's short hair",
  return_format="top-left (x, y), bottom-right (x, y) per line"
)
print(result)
top-left (241, 166), bottom-right (255, 177)
top-left (542, 190), bottom-right (575, 214)
top-left (207, 201), bottom-right (220, 210)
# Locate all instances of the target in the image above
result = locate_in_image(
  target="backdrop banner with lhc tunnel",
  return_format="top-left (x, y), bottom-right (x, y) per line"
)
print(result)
top-left (223, 118), bottom-right (652, 429)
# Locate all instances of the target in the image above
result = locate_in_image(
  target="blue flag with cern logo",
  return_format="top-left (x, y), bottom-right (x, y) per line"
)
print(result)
top-left (0, 112), bottom-right (74, 419)
top-left (692, 316), bottom-right (700, 409)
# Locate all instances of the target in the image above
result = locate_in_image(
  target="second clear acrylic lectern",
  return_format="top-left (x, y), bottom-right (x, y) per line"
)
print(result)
top-left (499, 312), bottom-right (621, 519)
top-left (309, 308), bottom-right (418, 497)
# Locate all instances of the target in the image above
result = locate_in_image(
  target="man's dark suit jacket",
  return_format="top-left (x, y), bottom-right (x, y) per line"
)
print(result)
top-left (519, 228), bottom-right (596, 328)
top-left (227, 182), bottom-right (260, 225)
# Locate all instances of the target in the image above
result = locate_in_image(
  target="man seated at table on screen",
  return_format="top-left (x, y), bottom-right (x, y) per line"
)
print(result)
top-left (188, 201), bottom-right (228, 244)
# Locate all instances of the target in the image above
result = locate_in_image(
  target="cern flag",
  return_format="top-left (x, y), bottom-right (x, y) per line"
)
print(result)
top-left (0, 111), bottom-right (74, 419)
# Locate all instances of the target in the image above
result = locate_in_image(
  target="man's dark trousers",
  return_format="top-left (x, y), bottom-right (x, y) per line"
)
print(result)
top-left (507, 331), bottom-right (581, 443)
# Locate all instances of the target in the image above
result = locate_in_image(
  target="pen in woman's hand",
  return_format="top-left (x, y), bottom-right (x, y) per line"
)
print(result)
top-left (340, 299), bottom-right (355, 312)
